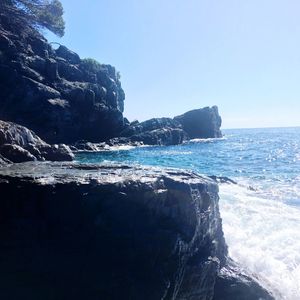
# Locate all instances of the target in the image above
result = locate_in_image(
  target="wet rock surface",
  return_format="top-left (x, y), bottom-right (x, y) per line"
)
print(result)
top-left (213, 260), bottom-right (275, 300)
top-left (0, 162), bottom-right (227, 300)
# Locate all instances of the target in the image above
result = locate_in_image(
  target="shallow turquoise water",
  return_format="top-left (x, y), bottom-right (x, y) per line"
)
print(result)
top-left (76, 127), bottom-right (300, 299)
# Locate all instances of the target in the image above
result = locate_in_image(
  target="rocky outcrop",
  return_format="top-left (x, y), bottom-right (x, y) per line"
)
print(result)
top-left (120, 117), bottom-right (188, 146)
top-left (0, 18), bottom-right (125, 144)
top-left (117, 107), bottom-right (222, 146)
top-left (0, 162), bottom-right (227, 299)
top-left (0, 120), bottom-right (74, 163)
top-left (174, 106), bottom-right (222, 139)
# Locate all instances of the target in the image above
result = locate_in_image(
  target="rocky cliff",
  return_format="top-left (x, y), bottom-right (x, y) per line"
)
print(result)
top-left (0, 16), bottom-right (125, 144)
top-left (0, 14), bottom-right (222, 147)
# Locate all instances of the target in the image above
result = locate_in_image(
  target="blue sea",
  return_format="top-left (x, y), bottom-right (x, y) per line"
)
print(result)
top-left (76, 127), bottom-right (300, 300)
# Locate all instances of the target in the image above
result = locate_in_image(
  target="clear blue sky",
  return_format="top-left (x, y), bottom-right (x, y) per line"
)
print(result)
top-left (46, 0), bottom-right (300, 129)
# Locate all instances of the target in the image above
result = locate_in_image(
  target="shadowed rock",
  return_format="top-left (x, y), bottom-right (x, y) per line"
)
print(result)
top-left (174, 106), bottom-right (222, 139)
top-left (0, 120), bottom-right (74, 163)
top-left (0, 20), bottom-right (125, 144)
top-left (0, 162), bottom-right (227, 300)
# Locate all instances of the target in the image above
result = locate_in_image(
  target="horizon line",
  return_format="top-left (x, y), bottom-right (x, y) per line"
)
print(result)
top-left (222, 125), bottom-right (300, 130)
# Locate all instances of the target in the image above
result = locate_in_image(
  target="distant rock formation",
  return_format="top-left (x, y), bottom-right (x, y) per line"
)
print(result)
top-left (174, 106), bottom-right (222, 139)
top-left (117, 107), bottom-right (222, 146)
top-left (0, 120), bottom-right (73, 163)
top-left (120, 117), bottom-right (188, 145)
top-left (0, 18), bottom-right (125, 144)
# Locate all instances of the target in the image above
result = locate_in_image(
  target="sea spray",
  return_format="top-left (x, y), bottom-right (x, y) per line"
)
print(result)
top-left (219, 183), bottom-right (300, 300)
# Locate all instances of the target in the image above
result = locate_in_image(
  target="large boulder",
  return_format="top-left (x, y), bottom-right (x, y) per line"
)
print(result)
top-left (0, 144), bottom-right (36, 163)
top-left (0, 120), bottom-right (74, 163)
top-left (174, 106), bottom-right (222, 139)
top-left (0, 163), bottom-right (227, 299)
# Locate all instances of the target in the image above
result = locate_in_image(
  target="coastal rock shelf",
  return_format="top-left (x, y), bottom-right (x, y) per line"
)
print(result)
top-left (0, 162), bottom-right (227, 299)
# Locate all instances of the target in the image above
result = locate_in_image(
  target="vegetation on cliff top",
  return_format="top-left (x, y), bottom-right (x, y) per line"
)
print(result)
top-left (0, 0), bottom-right (65, 37)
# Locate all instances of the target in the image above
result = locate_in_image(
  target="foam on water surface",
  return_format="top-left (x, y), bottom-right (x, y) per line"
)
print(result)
top-left (220, 183), bottom-right (300, 300)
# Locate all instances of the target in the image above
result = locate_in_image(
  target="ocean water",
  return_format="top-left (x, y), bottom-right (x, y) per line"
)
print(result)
top-left (76, 127), bottom-right (300, 300)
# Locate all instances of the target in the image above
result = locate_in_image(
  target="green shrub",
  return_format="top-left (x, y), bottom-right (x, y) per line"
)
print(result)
top-left (80, 58), bottom-right (103, 74)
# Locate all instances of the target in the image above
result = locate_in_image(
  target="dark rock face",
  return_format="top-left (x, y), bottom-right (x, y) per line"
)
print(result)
top-left (174, 106), bottom-right (222, 139)
top-left (129, 127), bottom-right (188, 146)
top-left (0, 21), bottom-right (125, 144)
top-left (0, 163), bottom-right (227, 300)
top-left (0, 120), bottom-right (74, 162)
top-left (213, 261), bottom-right (275, 300)
top-left (121, 118), bottom-right (182, 136)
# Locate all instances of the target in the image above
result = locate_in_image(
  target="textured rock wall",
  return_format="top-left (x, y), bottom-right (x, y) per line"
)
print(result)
top-left (0, 163), bottom-right (227, 300)
top-left (0, 19), bottom-right (125, 143)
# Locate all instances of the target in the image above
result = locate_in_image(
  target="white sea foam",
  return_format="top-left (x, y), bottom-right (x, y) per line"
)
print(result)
top-left (107, 145), bottom-right (136, 151)
top-left (219, 183), bottom-right (300, 300)
top-left (186, 136), bottom-right (227, 143)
